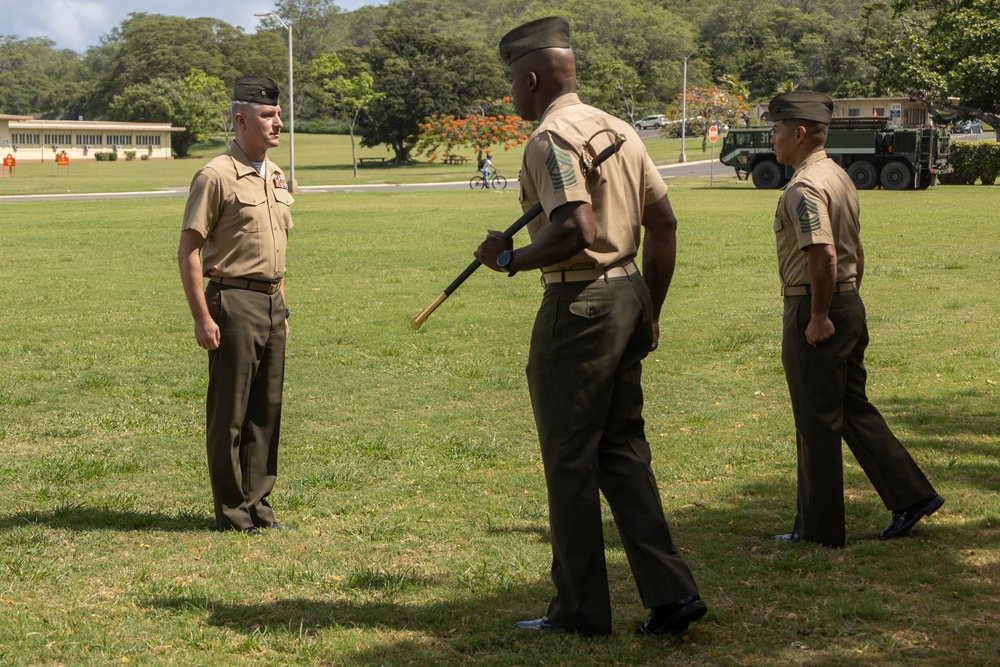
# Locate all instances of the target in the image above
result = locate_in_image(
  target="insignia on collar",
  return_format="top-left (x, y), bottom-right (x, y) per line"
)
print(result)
top-left (545, 145), bottom-right (577, 191)
top-left (797, 196), bottom-right (821, 233)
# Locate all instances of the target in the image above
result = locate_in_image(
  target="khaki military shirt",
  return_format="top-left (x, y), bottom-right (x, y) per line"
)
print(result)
top-left (774, 150), bottom-right (861, 287)
top-left (519, 94), bottom-right (668, 272)
top-left (182, 141), bottom-right (294, 281)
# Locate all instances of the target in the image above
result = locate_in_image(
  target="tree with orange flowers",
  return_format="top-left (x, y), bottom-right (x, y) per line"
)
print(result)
top-left (664, 84), bottom-right (751, 152)
top-left (415, 97), bottom-right (532, 166)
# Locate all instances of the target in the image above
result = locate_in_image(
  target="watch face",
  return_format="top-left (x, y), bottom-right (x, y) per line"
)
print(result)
top-left (497, 250), bottom-right (511, 268)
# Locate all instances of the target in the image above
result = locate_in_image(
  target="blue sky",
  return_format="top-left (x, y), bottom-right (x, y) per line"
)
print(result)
top-left (0, 0), bottom-right (386, 53)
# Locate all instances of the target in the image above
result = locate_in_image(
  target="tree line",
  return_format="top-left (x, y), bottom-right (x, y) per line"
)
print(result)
top-left (1, 0), bottom-right (996, 159)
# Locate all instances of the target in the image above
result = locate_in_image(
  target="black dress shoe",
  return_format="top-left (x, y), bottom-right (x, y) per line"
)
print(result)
top-left (242, 527), bottom-right (262, 536)
top-left (515, 617), bottom-right (565, 633)
top-left (637, 595), bottom-right (707, 636)
top-left (773, 532), bottom-right (804, 543)
top-left (263, 521), bottom-right (284, 530)
top-left (880, 495), bottom-right (944, 539)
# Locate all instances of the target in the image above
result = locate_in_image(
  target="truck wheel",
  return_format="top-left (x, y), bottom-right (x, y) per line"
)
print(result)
top-left (751, 161), bottom-right (783, 189)
top-left (880, 161), bottom-right (912, 190)
top-left (847, 161), bottom-right (877, 190)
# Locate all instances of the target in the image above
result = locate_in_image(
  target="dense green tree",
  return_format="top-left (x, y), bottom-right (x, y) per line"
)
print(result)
top-left (878, 0), bottom-right (1000, 137)
top-left (84, 14), bottom-right (285, 118)
top-left (361, 27), bottom-right (507, 162)
top-left (107, 68), bottom-right (228, 157)
top-left (0, 36), bottom-right (88, 118)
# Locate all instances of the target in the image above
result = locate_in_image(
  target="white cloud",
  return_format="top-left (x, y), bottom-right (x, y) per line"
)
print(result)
top-left (36, 0), bottom-right (114, 52)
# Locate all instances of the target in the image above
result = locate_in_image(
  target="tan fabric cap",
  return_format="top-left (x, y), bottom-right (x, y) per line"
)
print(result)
top-left (499, 16), bottom-right (571, 65)
top-left (769, 91), bottom-right (834, 124)
top-left (233, 76), bottom-right (280, 105)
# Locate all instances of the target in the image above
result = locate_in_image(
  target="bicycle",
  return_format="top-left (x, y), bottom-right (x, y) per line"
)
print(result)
top-left (469, 171), bottom-right (508, 190)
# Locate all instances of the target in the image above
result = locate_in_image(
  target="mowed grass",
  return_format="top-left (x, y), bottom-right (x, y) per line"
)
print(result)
top-left (0, 182), bottom-right (997, 666)
top-left (0, 131), bottom-right (703, 195)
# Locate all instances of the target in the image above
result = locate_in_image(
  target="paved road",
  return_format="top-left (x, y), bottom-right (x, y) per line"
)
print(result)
top-left (0, 159), bottom-right (726, 203)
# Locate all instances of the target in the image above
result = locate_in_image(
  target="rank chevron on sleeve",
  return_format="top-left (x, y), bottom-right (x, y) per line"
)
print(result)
top-left (797, 196), bottom-right (821, 233)
top-left (545, 145), bottom-right (578, 191)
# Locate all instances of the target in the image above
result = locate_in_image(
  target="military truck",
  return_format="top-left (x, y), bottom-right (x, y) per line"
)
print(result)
top-left (719, 117), bottom-right (952, 190)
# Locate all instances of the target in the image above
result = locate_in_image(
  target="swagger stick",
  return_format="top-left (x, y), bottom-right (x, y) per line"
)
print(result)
top-left (410, 131), bottom-right (626, 330)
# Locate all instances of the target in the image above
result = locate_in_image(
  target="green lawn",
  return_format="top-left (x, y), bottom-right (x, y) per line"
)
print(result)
top-left (0, 182), bottom-right (996, 665)
top-left (0, 132), bottom-right (710, 195)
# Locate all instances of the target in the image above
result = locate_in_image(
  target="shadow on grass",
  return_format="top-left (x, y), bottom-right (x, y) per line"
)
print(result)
top-left (0, 504), bottom-right (214, 532)
top-left (880, 390), bottom-right (1000, 492)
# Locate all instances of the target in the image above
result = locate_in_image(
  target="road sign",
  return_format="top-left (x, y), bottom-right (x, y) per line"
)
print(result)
top-left (708, 125), bottom-right (720, 143)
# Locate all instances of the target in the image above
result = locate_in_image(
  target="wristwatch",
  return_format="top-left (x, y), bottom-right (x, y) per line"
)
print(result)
top-left (496, 249), bottom-right (517, 277)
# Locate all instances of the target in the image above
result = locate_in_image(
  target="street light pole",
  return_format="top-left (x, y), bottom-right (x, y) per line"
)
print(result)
top-left (679, 49), bottom-right (697, 164)
top-left (255, 12), bottom-right (297, 193)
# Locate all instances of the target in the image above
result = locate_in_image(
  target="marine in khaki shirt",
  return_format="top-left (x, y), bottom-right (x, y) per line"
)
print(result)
top-left (518, 92), bottom-right (667, 273)
top-left (183, 140), bottom-right (293, 282)
top-left (768, 91), bottom-right (941, 549)
top-left (178, 76), bottom-right (294, 535)
top-left (774, 149), bottom-right (859, 289)
top-left (475, 16), bottom-right (705, 639)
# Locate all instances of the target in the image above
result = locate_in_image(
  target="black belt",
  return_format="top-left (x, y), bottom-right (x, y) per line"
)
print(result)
top-left (211, 276), bottom-right (282, 295)
top-left (782, 281), bottom-right (856, 298)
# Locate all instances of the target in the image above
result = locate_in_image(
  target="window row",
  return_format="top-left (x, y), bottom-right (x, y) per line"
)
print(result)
top-left (5, 133), bottom-right (163, 147)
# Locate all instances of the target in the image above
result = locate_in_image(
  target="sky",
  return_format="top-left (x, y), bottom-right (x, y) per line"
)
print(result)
top-left (0, 0), bottom-right (386, 53)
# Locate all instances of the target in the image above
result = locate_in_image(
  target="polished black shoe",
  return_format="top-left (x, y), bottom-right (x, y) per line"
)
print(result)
top-left (515, 617), bottom-right (565, 633)
top-left (637, 595), bottom-right (707, 636)
top-left (880, 495), bottom-right (944, 539)
top-left (242, 526), bottom-right (262, 536)
top-left (263, 521), bottom-right (284, 530)
top-left (773, 532), bottom-right (804, 543)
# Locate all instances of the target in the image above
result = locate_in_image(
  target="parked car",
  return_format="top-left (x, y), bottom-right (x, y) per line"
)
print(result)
top-left (953, 119), bottom-right (983, 134)
top-left (635, 115), bottom-right (666, 130)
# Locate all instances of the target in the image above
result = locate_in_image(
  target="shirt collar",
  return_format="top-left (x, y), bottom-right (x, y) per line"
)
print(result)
top-left (227, 141), bottom-right (266, 179)
top-left (794, 149), bottom-right (828, 175)
top-left (539, 93), bottom-right (582, 124)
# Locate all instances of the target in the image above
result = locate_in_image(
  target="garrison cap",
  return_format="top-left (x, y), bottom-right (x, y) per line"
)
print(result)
top-left (768, 91), bottom-right (834, 124)
top-left (499, 16), bottom-right (572, 66)
top-left (233, 76), bottom-right (280, 105)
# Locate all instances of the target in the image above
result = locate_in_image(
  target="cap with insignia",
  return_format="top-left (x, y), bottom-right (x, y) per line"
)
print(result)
top-left (499, 16), bottom-right (572, 66)
top-left (232, 76), bottom-right (280, 105)
top-left (768, 91), bottom-right (834, 124)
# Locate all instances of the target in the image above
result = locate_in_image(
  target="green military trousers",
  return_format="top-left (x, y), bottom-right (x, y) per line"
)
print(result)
top-left (205, 282), bottom-right (286, 531)
top-left (526, 274), bottom-right (700, 636)
top-left (782, 291), bottom-right (936, 547)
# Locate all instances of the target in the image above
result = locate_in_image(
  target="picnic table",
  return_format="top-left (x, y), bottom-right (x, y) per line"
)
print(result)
top-left (443, 155), bottom-right (469, 165)
top-left (358, 157), bottom-right (386, 167)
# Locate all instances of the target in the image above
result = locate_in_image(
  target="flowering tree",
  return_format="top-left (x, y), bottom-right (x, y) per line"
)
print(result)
top-left (664, 84), bottom-right (752, 151)
top-left (415, 97), bottom-right (532, 165)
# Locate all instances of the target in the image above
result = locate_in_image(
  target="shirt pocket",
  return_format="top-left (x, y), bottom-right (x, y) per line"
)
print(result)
top-left (272, 187), bottom-right (295, 230)
top-left (233, 187), bottom-right (266, 232)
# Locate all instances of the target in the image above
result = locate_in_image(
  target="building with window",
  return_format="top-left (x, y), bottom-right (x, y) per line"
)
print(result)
top-left (752, 97), bottom-right (933, 128)
top-left (0, 114), bottom-right (182, 162)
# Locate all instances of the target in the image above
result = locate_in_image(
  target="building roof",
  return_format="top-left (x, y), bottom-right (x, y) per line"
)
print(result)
top-left (8, 119), bottom-right (184, 132)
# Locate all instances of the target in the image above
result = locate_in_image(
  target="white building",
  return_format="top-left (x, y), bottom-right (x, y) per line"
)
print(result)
top-left (1, 114), bottom-right (182, 162)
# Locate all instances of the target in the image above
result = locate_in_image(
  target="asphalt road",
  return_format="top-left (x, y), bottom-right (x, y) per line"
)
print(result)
top-left (0, 159), bottom-right (726, 203)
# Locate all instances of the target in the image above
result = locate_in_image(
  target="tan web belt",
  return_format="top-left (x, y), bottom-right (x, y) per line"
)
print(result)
top-left (541, 262), bottom-right (639, 286)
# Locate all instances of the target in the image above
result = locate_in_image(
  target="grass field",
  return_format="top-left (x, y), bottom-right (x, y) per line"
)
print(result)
top-left (0, 180), bottom-right (997, 666)
top-left (0, 132), bottom-right (704, 195)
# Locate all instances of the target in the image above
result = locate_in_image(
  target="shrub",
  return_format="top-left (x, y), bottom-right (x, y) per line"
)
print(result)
top-left (140, 154), bottom-right (150, 161)
top-left (124, 151), bottom-right (136, 161)
top-left (941, 140), bottom-right (1000, 185)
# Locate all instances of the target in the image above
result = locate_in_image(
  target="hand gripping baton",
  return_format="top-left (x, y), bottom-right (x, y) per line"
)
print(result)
top-left (410, 130), bottom-right (627, 330)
